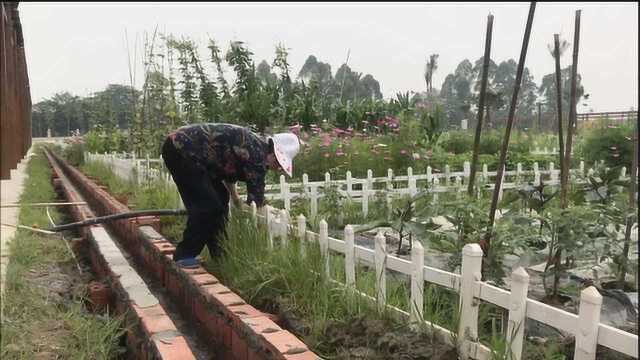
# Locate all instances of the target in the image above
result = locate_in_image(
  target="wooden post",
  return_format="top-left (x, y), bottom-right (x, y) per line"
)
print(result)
top-left (344, 225), bottom-right (356, 287)
top-left (346, 170), bottom-right (353, 196)
top-left (297, 214), bottom-right (306, 257)
top-left (410, 240), bottom-right (425, 323)
top-left (458, 243), bottom-right (483, 357)
top-left (561, 10), bottom-right (582, 209)
top-left (516, 163), bottom-right (523, 182)
top-left (482, 164), bottom-right (488, 181)
top-left (265, 205), bottom-right (274, 248)
top-left (485, 2), bottom-right (537, 257)
top-left (362, 181), bottom-right (369, 218)
top-left (579, 161), bottom-right (585, 176)
top-left (463, 161), bottom-right (471, 180)
top-left (279, 209), bottom-right (289, 246)
top-left (310, 186), bottom-right (318, 219)
top-left (250, 201), bottom-right (257, 226)
top-left (468, 13), bottom-right (494, 196)
top-left (427, 166), bottom-right (432, 183)
top-left (432, 178), bottom-right (440, 204)
top-left (280, 175), bottom-right (290, 211)
top-left (507, 267), bottom-right (530, 360)
top-left (533, 162), bottom-right (541, 185)
top-left (574, 286), bottom-right (602, 360)
top-left (408, 167), bottom-right (417, 196)
top-left (375, 231), bottom-right (387, 312)
top-left (444, 164), bottom-right (451, 185)
top-left (367, 169), bottom-right (374, 192)
top-left (302, 173), bottom-right (309, 196)
top-left (319, 220), bottom-right (330, 278)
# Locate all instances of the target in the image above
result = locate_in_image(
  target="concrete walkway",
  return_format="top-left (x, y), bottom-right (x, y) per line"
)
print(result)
top-left (1, 147), bottom-right (33, 305)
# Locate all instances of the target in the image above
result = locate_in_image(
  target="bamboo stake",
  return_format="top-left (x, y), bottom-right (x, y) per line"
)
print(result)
top-left (484, 2), bottom-right (536, 257)
top-left (553, 34), bottom-right (565, 185)
top-left (560, 10), bottom-right (581, 208)
top-left (468, 14), bottom-right (494, 196)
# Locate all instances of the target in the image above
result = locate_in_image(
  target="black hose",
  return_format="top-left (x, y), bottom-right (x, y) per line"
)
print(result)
top-left (48, 209), bottom-right (188, 232)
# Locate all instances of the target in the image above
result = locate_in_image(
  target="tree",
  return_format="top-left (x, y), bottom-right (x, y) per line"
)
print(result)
top-left (424, 54), bottom-right (439, 93)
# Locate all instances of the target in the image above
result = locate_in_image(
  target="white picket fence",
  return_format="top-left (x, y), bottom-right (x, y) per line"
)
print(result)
top-left (250, 203), bottom-right (638, 360)
top-left (85, 152), bottom-right (621, 221)
top-left (83, 151), bottom-right (638, 359)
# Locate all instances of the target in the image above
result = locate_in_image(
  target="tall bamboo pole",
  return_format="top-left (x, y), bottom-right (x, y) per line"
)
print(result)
top-left (554, 34), bottom-right (565, 183)
top-left (560, 10), bottom-right (581, 208)
top-left (482, 2), bottom-right (536, 256)
top-left (468, 14), bottom-right (494, 196)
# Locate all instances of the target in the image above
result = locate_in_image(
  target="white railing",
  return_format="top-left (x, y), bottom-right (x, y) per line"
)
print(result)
top-left (250, 203), bottom-right (638, 360)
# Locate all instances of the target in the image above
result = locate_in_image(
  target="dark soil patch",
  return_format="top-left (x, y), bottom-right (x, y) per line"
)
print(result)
top-left (320, 315), bottom-right (457, 360)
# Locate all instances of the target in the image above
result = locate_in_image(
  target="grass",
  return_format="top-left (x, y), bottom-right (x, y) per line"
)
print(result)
top-left (0, 145), bottom-right (125, 359)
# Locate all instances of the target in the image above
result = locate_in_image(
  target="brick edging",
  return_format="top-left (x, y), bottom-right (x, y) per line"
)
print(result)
top-left (47, 150), bottom-right (320, 360)
top-left (45, 149), bottom-right (197, 360)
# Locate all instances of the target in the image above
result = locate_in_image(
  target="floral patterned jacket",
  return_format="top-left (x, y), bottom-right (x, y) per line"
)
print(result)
top-left (167, 123), bottom-right (268, 207)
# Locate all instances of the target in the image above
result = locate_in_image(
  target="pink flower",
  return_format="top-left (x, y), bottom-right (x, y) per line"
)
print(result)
top-left (400, 149), bottom-right (407, 155)
top-left (412, 153), bottom-right (421, 160)
top-left (324, 153), bottom-right (330, 158)
top-left (336, 151), bottom-right (345, 156)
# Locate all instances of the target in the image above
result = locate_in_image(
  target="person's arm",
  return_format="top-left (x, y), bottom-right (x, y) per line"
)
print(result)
top-left (223, 180), bottom-right (243, 207)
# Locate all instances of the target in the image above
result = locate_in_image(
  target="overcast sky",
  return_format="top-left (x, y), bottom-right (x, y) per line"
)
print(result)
top-left (20, 2), bottom-right (638, 112)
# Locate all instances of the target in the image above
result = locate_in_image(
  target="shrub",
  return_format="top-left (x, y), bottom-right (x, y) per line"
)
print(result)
top-left (576, 122), bottom-right (635, 168)
top-left (440, 131), bottom-right (472, 154)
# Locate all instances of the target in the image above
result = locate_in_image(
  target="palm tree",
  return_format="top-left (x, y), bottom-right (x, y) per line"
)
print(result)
top-left (424, 54), bottom-right (439, 94)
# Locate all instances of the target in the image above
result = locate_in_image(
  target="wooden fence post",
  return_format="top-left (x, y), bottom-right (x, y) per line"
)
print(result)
top-left (445, 164), bottom-right (451, 185)
top-left (427, 166), bottom-right (433, 183)
top-left (516, 163), bottom-right (523, 182)
top-left (507, 267), bottom-right (529, 360)
top-left (579, 160), bottom-right (585, 176)
top-left (482, 164), bottom-right (488, 181)
top-left (375, 231), bottom-right (387, 312)
top-left (408, 167), bottom-right (417, 196)
top-left (574, 286), bottom-right (602, 360)
top-left (463, 161), bottom-right (471, 180)
top-left (344, 225), bottom-right (356, 287)
top-left (279, 209), bottom-right (289, 246)
top-left (319, 220), bottom-right (330, 279)
top-left (297, 213), bottom-right (306, 256)
top-left (280, 175), bottom-right (290, 211)
top-left (367, 169), bottom-right (374, 192)
top-left (362, 181), bottom-right (369, 218)
top-left (251, 201), bottom-right (257, 226)
top-left (302, 173), bottom-right (309, 196)
top-left (620, 166), bottom-right (627, 179)
top-left (459, 243), bottom-right (483, 358)
top-left (533, 162), bottom-right (540, 185)
top-left (410, 240), bottom-right (424, 323)
top-left (265, 205), bottom-right (274, 248)
top-left (346, 170), bottom-right (353, 196)
top-left (310, 186), bottom-right (318, 219)
top-left (432, 178), bottom-right (440, 204)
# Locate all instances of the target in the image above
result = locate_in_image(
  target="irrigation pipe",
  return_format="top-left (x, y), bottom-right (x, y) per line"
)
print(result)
top-left (46, 206), bottom-right (83, 274)
top-left (47, 209), bottom-right (188, 233)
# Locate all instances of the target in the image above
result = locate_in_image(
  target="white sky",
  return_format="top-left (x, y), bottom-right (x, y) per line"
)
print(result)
top-left (20, 2), bottom-right (638, 112)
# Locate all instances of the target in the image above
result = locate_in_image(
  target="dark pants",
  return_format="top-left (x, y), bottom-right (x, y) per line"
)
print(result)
top-left (161, 138), bottom-right (229, 261)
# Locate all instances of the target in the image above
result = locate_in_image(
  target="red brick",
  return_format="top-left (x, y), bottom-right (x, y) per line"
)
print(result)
top-left (261, 331), bottom-right (309, 358)
top-left (231, 328), bottom-right (249, 360)
top-left (193, 297), bottom-right (221, 342)
top-left (153, 336), bottom-right (196, 360)
top-left (190, 273), bottom-right (219, 287)
top-left (218, 316), bottom-right (232, 349)
top-left (212, 292), bottom-right (246, 307)
top-left (135, 305), bottom-right (176, 336)
top-left (284, 351), bottom-right (321, 360)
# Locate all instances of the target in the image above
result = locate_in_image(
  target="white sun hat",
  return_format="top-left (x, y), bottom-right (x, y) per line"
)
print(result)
top-left (268, 133), bottom-right (300, 177)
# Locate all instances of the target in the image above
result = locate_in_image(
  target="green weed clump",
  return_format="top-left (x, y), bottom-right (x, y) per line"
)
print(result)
top-left (1, 147), bottom-right (125, 359)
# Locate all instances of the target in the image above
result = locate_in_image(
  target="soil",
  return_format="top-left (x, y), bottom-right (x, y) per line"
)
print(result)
top-left (321, 315), bottom-right (458, 360)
